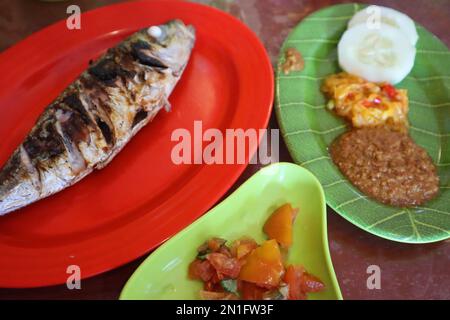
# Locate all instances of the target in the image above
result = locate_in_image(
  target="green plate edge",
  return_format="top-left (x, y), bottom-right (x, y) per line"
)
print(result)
top-left (120, 163), bottom-right (342, 300)
top-left (275, 3), bottom-right (450, 244)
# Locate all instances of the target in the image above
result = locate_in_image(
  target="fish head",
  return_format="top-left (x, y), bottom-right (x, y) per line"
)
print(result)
top-left (140, 20), bottom-right (196, 74)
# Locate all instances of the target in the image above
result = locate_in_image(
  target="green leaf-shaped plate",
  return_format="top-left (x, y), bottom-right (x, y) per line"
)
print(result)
top-left (120, 163), bottom-right (342, 300)
top-left (276, 3), bottom-right (450, 243)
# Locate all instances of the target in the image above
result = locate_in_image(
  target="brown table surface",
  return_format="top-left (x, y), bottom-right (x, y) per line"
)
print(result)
top-left (0, 0), bottom-right (449, 300)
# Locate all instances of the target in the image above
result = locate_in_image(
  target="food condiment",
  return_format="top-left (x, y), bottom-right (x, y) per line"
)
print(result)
top-left (281, 48), bottom-right (304, 75)
top-left (329, 127), bottom-right (439, 207)
top-left (322, 72), bottom-right (409, 131)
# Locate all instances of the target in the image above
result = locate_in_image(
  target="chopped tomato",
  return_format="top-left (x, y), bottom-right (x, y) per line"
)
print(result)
top-left (204, 278), bottom-right (223, 291)
top-left (188, 259), bottom-right (215, 282)
top-left (381, 83), bottom-right (397, 100)
top-left (207, 237), bottom-right (227, 252)
top-left (283, 265), bottom-right (307, 300)
top-left (189, 204), bottom-right (326, 300)
top-left (207, 253), bottom-right (241, 279)
top-left (236, 242), bottom-right (257, 260)
top-left (210, 270), bottom-right (225, 284)
top-left (204, 281), bottom-right (214, 291)
top-left (263, 204), bottom-right (297, 247)
top-left (284, 265), bottom-right (325, 299)
top-left (231, 238), bottom-right (258, 260)
top-left (239, 281), bottom-right (266, 300)
top-left (217, 245), bottom-right (233, 258)
top-left (200, 290), bottom-right (238, 300)
top-left (301, 272), bottom-right (325, 293)
top-left (238, 239), bottom-right (284, 288)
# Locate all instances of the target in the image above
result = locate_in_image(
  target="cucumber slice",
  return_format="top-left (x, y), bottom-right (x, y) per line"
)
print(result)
top-left (338, 23), bottom-right (416, 84)
top-left (348, 5), bottom-right (418, 46)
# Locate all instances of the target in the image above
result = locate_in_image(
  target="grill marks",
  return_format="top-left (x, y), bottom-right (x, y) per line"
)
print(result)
top-left (23, 117), bottom-right (66, 163)
top-left (54, 109), bottom-right (87, 175)
top-left (95, 117), bottom-right (114, 145)
top-left (56, 104), bottom-right (90, 145)
top-left (131, 41), bottom-right (168, 69)
top-left (132, 109), bottom-right (149, 128)
top-left (19, 145), bottom-right (41, 192)
top-left (0, 21), bottom-right (198, 215)
top-left (83, 40), bottom-right (167, 143)
top-left (79, 77), bottom-right (116, 147)
top-left (89, 56), bottom-right (135, 86)
top-left (9, 32), bottom-right (169, 193)
top-left (88, 40), bottom-right (168, 86)
top-left (18, 116), bottom-right (66, 194)
top-left (18, 80), bottom-right (118, 183)
top-left (0, 151), bottom-right (25, 195)
top-left (62, 93), bottom-right (93, 127)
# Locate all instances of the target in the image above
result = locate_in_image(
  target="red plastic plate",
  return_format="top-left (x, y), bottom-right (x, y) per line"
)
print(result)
top-left (0, 0), bottom-right (273, 287)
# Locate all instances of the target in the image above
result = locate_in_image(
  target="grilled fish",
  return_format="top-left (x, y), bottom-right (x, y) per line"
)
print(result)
top-left (0, 20), bottom-right (195, 215)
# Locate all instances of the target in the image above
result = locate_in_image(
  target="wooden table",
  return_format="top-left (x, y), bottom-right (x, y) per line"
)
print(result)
top-left (0, 0), bottom-right (448, 300)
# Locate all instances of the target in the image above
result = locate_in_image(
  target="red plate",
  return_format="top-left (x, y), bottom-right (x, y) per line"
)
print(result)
top-left (0, 0), bottom-right (273, 287)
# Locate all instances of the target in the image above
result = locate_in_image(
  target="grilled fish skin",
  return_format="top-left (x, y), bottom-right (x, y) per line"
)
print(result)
top-left (0, 20), bottom-right (195, 215)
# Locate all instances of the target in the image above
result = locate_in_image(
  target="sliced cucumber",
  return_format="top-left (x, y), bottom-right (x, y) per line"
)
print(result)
top-left (348, 5), bottom-right (418, 46)
top-left (338, 23), bottom-right (416, 84)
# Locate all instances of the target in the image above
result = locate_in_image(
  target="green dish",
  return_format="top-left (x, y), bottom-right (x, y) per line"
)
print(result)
top-left (120, 162), bottom-right (342, 300)
top-left (275, 3), bottom-right (450, 243)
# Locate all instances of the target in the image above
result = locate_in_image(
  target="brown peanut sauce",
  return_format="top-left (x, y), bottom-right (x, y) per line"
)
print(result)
top-left (329, 127), bottom-right (439, 207)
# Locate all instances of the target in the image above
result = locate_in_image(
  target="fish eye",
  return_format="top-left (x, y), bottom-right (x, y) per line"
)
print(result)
top-left (147, 26), bottom-right (167, 43)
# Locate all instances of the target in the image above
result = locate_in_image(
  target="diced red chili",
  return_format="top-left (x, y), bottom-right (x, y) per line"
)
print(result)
top-left (363, 97), bottom-right (386, 109)
top-left (382, 84), bottom-right (397, 100)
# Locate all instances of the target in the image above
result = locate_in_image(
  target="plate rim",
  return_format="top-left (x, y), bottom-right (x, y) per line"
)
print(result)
top-left (119, 162), bottom-right (343, 300)
top-left (0, 0), bottom-right (274, 288)
top-left (275, 2), bottom-right (450, 244)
